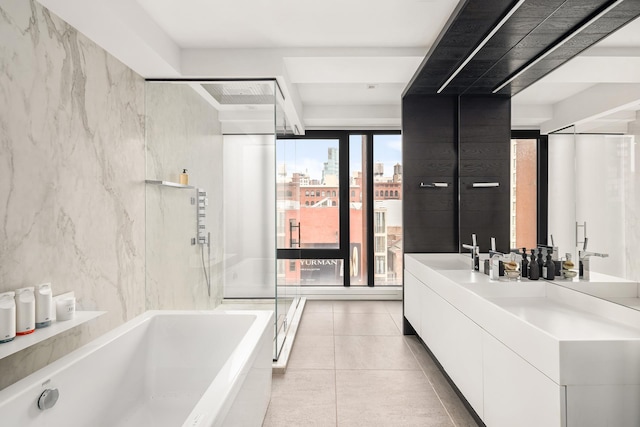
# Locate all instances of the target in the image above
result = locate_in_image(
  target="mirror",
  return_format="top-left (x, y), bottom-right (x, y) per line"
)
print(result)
top-left (548, 124), bottom-right (640, 310)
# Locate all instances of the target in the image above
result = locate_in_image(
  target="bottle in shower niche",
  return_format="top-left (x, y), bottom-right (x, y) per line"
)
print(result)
top-left (15, 287), bottom-right (35, 335)
top-left (528, 249), bottom-right (539, 280)
top-left (0, 291), bottom-right (16, 343)
top-left (543, 250), bottom-right (555, 280)
top-left (179, 169), bottom-right (189, 185)
top-left (35, 283), bottom-right (53, 328)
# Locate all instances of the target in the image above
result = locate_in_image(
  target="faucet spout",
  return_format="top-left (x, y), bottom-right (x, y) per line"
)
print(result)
top-left (578, 249), bottom-right (609, 280)
top-left (462, 234), bottom-right (479, 271)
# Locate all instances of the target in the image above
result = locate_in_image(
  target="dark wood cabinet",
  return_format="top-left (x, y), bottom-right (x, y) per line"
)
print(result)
top-left (402, 95), bottom-right (458, 253)
top-left (459, 96), bottom-right (511, 253)
top-left (402, 95), bottom-right (511, 254)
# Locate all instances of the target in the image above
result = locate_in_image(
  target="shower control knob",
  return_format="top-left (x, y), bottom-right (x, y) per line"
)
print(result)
top-left (37, 388), bottom-right (59, 410)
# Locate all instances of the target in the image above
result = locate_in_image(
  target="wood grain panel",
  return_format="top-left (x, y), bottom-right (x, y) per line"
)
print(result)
top-left (404, 0), bottom-right (640, 96)
top-left (402, 95), bottom-right (458, 253)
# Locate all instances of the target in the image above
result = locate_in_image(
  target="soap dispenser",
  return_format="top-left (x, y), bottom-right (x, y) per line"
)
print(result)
top-left (15, 287), bottom-right (35, 335)
top-left (537, 247), bottom-right (544, 276)
top-left (35, 283), bottom-right (53, 328)
top-left (0, 291), bottom-right (16, 343)
top-left (543, 250), bottom-right (555, 280)
top-left (521, 248), bottom-right (529, 278)
top-left (528, 249), bottom-right (539, 280)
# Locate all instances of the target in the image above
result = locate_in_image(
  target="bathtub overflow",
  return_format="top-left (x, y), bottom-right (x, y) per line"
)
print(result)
top-left (37, 388), bottom-right (59, 410)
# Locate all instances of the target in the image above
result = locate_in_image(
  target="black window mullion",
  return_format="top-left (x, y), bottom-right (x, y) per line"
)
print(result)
top-left (339, 132), bottom-right (350, 286)
top-left (366, 133), bottom-right (375, 286)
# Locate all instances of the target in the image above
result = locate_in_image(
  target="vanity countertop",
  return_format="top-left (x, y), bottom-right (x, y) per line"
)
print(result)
top-left (405, 253), bottom-right (640, 385)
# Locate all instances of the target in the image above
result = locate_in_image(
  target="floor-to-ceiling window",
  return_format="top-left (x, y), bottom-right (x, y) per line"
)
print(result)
top-left (276, 131), bottom-right (402, 287)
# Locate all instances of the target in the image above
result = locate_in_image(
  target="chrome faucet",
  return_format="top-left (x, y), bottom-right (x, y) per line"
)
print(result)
top-left (462, 233), bottom-right (479, 271)
top-left (489, 251), bottom-right (505, 280)
top-left (578, 238), bottom-right (609, 280)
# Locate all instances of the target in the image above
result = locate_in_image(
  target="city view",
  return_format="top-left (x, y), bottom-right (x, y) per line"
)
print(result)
top-left (276, 135), bottom-right (403, 286)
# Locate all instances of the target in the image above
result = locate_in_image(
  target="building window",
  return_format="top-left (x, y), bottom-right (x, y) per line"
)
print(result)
top-left (286, 190), bottom-right (293, 198)
top-left (332, 201), bottom-right (337, 206)
top-left (375, 236), bottom-right (385, 253)
top-left (305, 190), bottom-right (309, 196)
top-left (375, 256), bottom-right (385, 274)
top-left (384, 190), bottom-right (389, 197)
top-left (394, 190), bottom-right (398, 197)
top-left (375, 211), bottom-right (385, 233)
top-left (321, 191), bottom-right (325, 197)
top-left (351, 190), bottom-right (355, 197)
top-left (316, 191), bottom-right (320, 197)
top-left (305, 201), bottom-right (309, 206)
top-left (332, 191), bottom-right (336, 197)
top-left (375, 190), bottom-right (379, 197)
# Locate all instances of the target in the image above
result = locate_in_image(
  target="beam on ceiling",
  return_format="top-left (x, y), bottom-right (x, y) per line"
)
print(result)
top-left (37, 0), bottom-right (181, 77)
top-left (303, 105), bottom-right (401, 130)
top-left (541, 83), bottom-right (640, 134)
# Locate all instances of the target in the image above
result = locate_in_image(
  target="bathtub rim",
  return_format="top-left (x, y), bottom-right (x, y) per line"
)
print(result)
top-left (0, 309), bottom-right (274, 426)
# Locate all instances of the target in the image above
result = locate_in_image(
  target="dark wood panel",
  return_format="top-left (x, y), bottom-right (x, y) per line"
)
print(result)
top-left (404, 0), bottom-right (640, 96)
top-left (404, 160), bottom-right (457, 176)
top-left (402, 194), bottom-right (457, 213)
top-left (404, 225), bottom-right (458, 253)
top-left (459, 212), bottom-right (510, 254)
top-left (459, 142), bottom-right (510, 160)
top-left (459, 159), bottom-right (509, 177)
top-left (402, 95), bottom-right (458, 253)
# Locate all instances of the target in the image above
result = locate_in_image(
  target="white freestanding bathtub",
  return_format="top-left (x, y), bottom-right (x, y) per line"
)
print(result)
top-left (0, 310), bottom-right (274, 427)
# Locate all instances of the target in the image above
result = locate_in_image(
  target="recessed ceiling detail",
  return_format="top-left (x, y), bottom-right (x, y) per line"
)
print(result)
top-left (406, 0), bottom-right (640, 97)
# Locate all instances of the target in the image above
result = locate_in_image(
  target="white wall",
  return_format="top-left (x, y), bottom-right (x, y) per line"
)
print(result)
top-left (0, 0), bottom-right (146, 389)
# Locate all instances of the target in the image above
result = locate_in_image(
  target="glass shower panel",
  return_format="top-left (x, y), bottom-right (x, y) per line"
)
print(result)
top-left (145, 80), bottom-right (293, 360)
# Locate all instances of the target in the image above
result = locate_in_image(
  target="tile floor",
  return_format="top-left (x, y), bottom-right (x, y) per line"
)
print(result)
top-left (262, 300), bottom-right (480, 427)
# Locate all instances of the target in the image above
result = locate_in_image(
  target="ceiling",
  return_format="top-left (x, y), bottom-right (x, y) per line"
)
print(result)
top-left (37, 0), bottom-right (640, 134)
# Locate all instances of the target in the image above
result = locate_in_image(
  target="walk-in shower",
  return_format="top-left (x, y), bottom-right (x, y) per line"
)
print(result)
top-left (144, 79), bottom-right (299, 359)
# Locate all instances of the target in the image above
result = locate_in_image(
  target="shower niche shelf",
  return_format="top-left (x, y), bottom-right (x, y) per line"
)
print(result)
top-left (0, 292), bottom-right (105, 360)
top-left (145, 179), bottom-right (194, 189)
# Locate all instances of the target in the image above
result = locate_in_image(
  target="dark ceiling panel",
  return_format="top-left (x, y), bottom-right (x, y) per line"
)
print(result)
top-left (404, 0), bottom-right (640, 98)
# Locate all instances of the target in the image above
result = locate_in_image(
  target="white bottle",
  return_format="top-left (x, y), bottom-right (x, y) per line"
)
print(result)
top-left (15, 287), bottom-right (35, 335)
top-left (0, 291), bottom-right (16, 343)
top-left (35, 283), bottom-right (53, 328)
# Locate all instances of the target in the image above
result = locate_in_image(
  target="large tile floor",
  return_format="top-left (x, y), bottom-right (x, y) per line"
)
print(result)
top-left (263, 300), bottom-right (480, 427)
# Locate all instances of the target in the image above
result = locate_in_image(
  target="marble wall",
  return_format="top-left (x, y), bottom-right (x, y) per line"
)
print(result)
top-left (0, 0), bottom-right (146, 389)
top-left (145, 83), bottom-right (224, 308)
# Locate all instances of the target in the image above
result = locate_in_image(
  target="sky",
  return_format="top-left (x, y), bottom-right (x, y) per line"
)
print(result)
top-left (276, 134), bottom-right (402, 181)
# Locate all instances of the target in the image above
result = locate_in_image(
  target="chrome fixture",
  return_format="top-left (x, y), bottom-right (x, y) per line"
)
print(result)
top-left (492, 0), bottom-right (626, 94)
top-left (489, 252), bottom-right (505, 280)
top-left (462, 233), bottom-right (479, 271)
top-left (420, 182), bottom-right (449, 188)
top-left (37, 388), bottom-right (59, 410)
top-left (472, 182), bottom-right (499, 188)
top-left (437, 0), bottom-right (526, 93)
top-left (578, 238), bottom-right (609, 280)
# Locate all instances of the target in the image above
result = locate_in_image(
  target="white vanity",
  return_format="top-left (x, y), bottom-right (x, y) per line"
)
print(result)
top-left (404, 253), bottom-right (640, 427)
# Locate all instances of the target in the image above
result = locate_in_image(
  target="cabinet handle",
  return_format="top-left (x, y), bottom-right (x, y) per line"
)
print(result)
top-left (472, 182), bottom-right (499, 188)
top-left (420, 182), bottom-right (448, 188)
